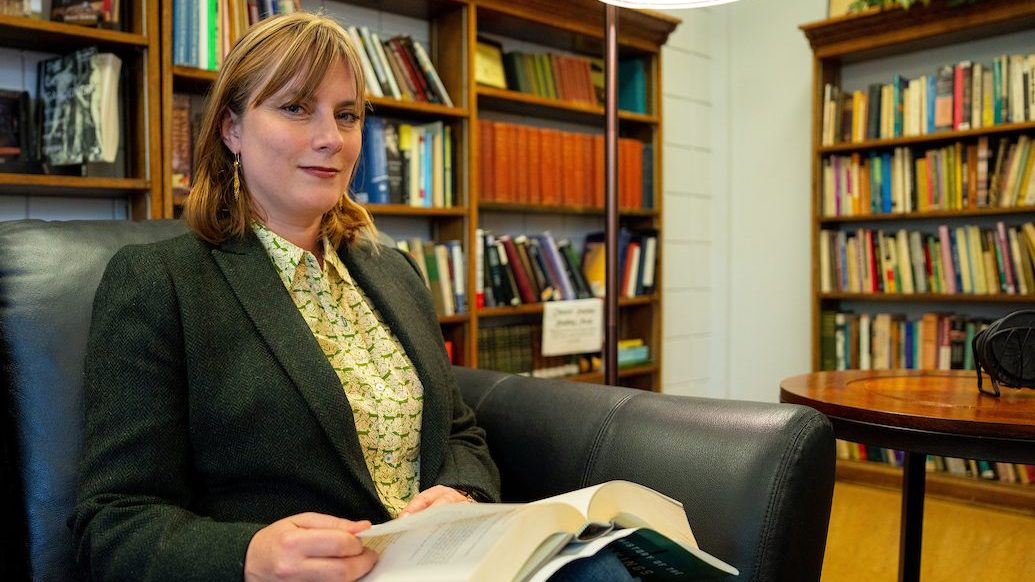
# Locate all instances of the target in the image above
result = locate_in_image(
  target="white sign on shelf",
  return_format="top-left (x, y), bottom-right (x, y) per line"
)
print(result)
top-left (541, 298), bottom-right (603, 357)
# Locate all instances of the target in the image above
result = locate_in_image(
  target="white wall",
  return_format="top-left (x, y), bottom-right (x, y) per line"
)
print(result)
top-left (660, 0), bottom-right (826, 401)
top-left (659, 8), bottom-right (723, 397)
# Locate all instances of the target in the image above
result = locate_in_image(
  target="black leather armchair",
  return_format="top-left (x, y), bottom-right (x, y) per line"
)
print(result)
top-left (1, 219), bottom-right (835, 581)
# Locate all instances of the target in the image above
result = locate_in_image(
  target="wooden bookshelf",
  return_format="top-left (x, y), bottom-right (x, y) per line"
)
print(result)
top-left (0, 5), bottom-right (160, 219)
top-left (801, 0), bottom-right (1035, 510)
top-left (155, 1), bottom-right (675, 389)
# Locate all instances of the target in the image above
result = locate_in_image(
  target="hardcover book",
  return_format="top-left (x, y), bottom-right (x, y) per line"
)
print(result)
top-left (356, 481), bottom-right (737, 582)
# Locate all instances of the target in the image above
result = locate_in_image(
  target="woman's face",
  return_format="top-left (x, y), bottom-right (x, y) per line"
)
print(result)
top-left (221, 59), bottom-right (362, 229)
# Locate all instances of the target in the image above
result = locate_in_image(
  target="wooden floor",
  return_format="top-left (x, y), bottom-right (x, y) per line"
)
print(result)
top-left (822, 482), bottom-right (1035, 581)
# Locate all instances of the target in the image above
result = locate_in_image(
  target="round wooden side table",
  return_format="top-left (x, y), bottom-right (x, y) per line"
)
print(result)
top-left (780, 370), bottom-right (1035, 582)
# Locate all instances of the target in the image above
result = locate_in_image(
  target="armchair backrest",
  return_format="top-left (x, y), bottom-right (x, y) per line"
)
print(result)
top-left (1, 219), bottom-right (187, 581)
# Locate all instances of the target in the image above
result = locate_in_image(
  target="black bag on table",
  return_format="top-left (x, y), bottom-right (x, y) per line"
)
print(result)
top-left (973, 310), bottom-right (1035, 396)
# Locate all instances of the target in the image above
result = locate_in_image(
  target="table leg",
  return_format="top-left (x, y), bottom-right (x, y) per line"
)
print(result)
top-left (898, 451), bottom-right (926, 582)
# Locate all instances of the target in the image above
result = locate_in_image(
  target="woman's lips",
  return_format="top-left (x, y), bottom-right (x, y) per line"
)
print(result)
top-left (300, 166), bottom-right (339, 179)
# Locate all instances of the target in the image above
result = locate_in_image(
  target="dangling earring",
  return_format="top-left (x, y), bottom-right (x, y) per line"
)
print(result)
top-left (232, 152), bottom-right (241, 202)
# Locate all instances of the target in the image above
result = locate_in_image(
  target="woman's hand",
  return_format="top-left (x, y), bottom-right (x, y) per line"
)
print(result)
top-left (244, 512), bottom-right (377, 581)
top-left (398, 485), bottom-right (475, 518)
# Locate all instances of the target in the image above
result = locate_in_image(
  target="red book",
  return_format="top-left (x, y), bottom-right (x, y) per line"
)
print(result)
top-left (480, 121), bottom-right (494, 202)
top-left (528, 127), bottom-right (542, 205)
top-left (515, 125), bottom-right (530, 204)
top-left (389, 38), bottom-right (427, 102)
top-left (571, 133), bottom-right (586, 208)
top-left (561, 131), bottom-right (578, 206)
top-left (500, 235), bottom-right (538, 304)
top-left (494, 123), bottom-right (511, 202)
top-left (593, 134), bottom-right (605, 208)
top-left (545, 130), bottom-right (561, 206)
top-left (582, 133), bottom-right (594, 207)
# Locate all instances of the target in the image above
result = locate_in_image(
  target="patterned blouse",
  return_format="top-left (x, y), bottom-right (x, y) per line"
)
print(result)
top-left (253, 223), bottom-right (423, 517)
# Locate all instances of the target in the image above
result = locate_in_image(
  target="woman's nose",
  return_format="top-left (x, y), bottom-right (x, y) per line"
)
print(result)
top-left (312, 111), bottom-right (344, 152)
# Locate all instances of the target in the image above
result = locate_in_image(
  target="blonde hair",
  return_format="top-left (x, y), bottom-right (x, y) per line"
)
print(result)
top-left (184, 11), bottom-right (377, 248)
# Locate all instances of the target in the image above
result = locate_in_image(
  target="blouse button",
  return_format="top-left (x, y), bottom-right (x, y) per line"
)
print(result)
top-left (384, 452), bottom-right (394, 462)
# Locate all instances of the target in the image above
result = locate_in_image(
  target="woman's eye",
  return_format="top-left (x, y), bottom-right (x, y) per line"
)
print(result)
top-left (281, 103), bottom-right (304, 114)
top-left (337, 111), bottom-right (359, 123)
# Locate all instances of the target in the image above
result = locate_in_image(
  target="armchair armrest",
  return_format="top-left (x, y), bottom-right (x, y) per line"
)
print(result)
top-left (454, 366), bottom-right (834, 582)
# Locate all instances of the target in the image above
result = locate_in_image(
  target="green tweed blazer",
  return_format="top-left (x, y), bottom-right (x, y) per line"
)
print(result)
top-left (71, 231), bottom-right (500, 581)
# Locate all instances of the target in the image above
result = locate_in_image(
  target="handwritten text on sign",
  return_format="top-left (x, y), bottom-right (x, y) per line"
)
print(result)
top-left (541, 298), bottom-right (603, 356)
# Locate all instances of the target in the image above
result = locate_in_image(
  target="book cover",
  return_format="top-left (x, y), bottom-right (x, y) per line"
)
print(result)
top-left (351, 116), bottom-right (390, 204)
top-left (617, 58), bottom-right (647, 114)
top-left (934, 65), bottom-right (954, 131)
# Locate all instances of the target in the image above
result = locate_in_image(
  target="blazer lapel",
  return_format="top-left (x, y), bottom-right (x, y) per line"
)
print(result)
top-left (341, 243), bottom-right (451, 489)
top-left (211, 233), bottom-right (381, 504)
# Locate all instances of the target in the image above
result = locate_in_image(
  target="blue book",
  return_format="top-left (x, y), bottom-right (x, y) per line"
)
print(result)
top-left (173, 0), bottom-right (187, 65)
top-left (186, 0), bottom-right (198, 68)
top-left (618, 58), bottom-right (647, 114)
top-left (881, 152), bottom-right (893, 213)
top-left (926, 74), bottom-right (937, 134)
top-left (948, 228), bottom-right (964, 292)
top-left (351, 116), bottom-right (390, 204)
top-left (904, 320), bottom-right (914, 369)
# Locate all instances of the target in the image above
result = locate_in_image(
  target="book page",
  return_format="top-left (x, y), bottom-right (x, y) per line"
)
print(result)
top-left (359, 504), bottom-right (521, 581)
top-left (357, 502), bottom-right (587, 581)
top-left (583, 481), bottom-right (698, 548)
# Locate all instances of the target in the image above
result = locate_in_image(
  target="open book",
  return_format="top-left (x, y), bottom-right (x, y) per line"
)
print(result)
top-left (356, 480), bottom-right (738, 581)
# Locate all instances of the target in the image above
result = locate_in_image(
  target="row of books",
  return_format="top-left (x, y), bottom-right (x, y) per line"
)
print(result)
top-left (172, 0), bottom-right (287, 71)
top-left (347, 27), bottom-right (452, 106)
top-left (493, 51), bottom-right (648, 115)
top-left (819, 222), bottom-right (1035, 296)
top-left (819, 310), bottom-right (990, 372)
top-left (351, 116), bottom-right (456, 208)
top-left (395, 238), bottom-right (465, 317)
top-left (478, 120), bottom-right (653, 210)
top-left (477, 323), bottom-right (649, 378)
top-left (477, 324), bottom-right (579, 378)
top-left (821, 53), bottom-right (1035, 145)
top-left (821, 135), bottom-right (1035, 217)
top-left (475, 228), bottom-right (657, 309)
top-left (836, 440), bottom-right (1035, 486)
top-left (501, 50), bottom-right (602, 107)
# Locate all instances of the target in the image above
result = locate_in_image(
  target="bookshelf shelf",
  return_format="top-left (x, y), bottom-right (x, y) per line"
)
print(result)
top-left (477, 296), bottom-right (656, 319)
top-left (438, 313), bottom-right (470, 324)
top-left (836, 459), bottom-right (1035, 516)
top-left (0, 175), bottom-right (150, 197)
top-left (367, 96), bottom-right (468, 119)
top-left (818, 205), bottom-right (1035, 225)
top-left (475, 86), bottom-right (658, 126)
top-left (479, 201), bottom-right (658, 217)
top-left (819, 292), bottom-right (1035, 304)
top-left (567, 363), bottom-right (659, 384)
top-left (818, 120), bottom-right (1035, 154)
top-left (0, 15), bottom-right (149, 51)
top-left (366, 205), bottom-right (467, 217)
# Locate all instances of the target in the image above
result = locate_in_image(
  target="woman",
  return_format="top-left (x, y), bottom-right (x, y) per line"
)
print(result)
top-left (72, 13), bottom-right (499, 581)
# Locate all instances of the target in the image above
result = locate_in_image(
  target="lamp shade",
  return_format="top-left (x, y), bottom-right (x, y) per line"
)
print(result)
top-left (598, 0), bottom-right (738, 8)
